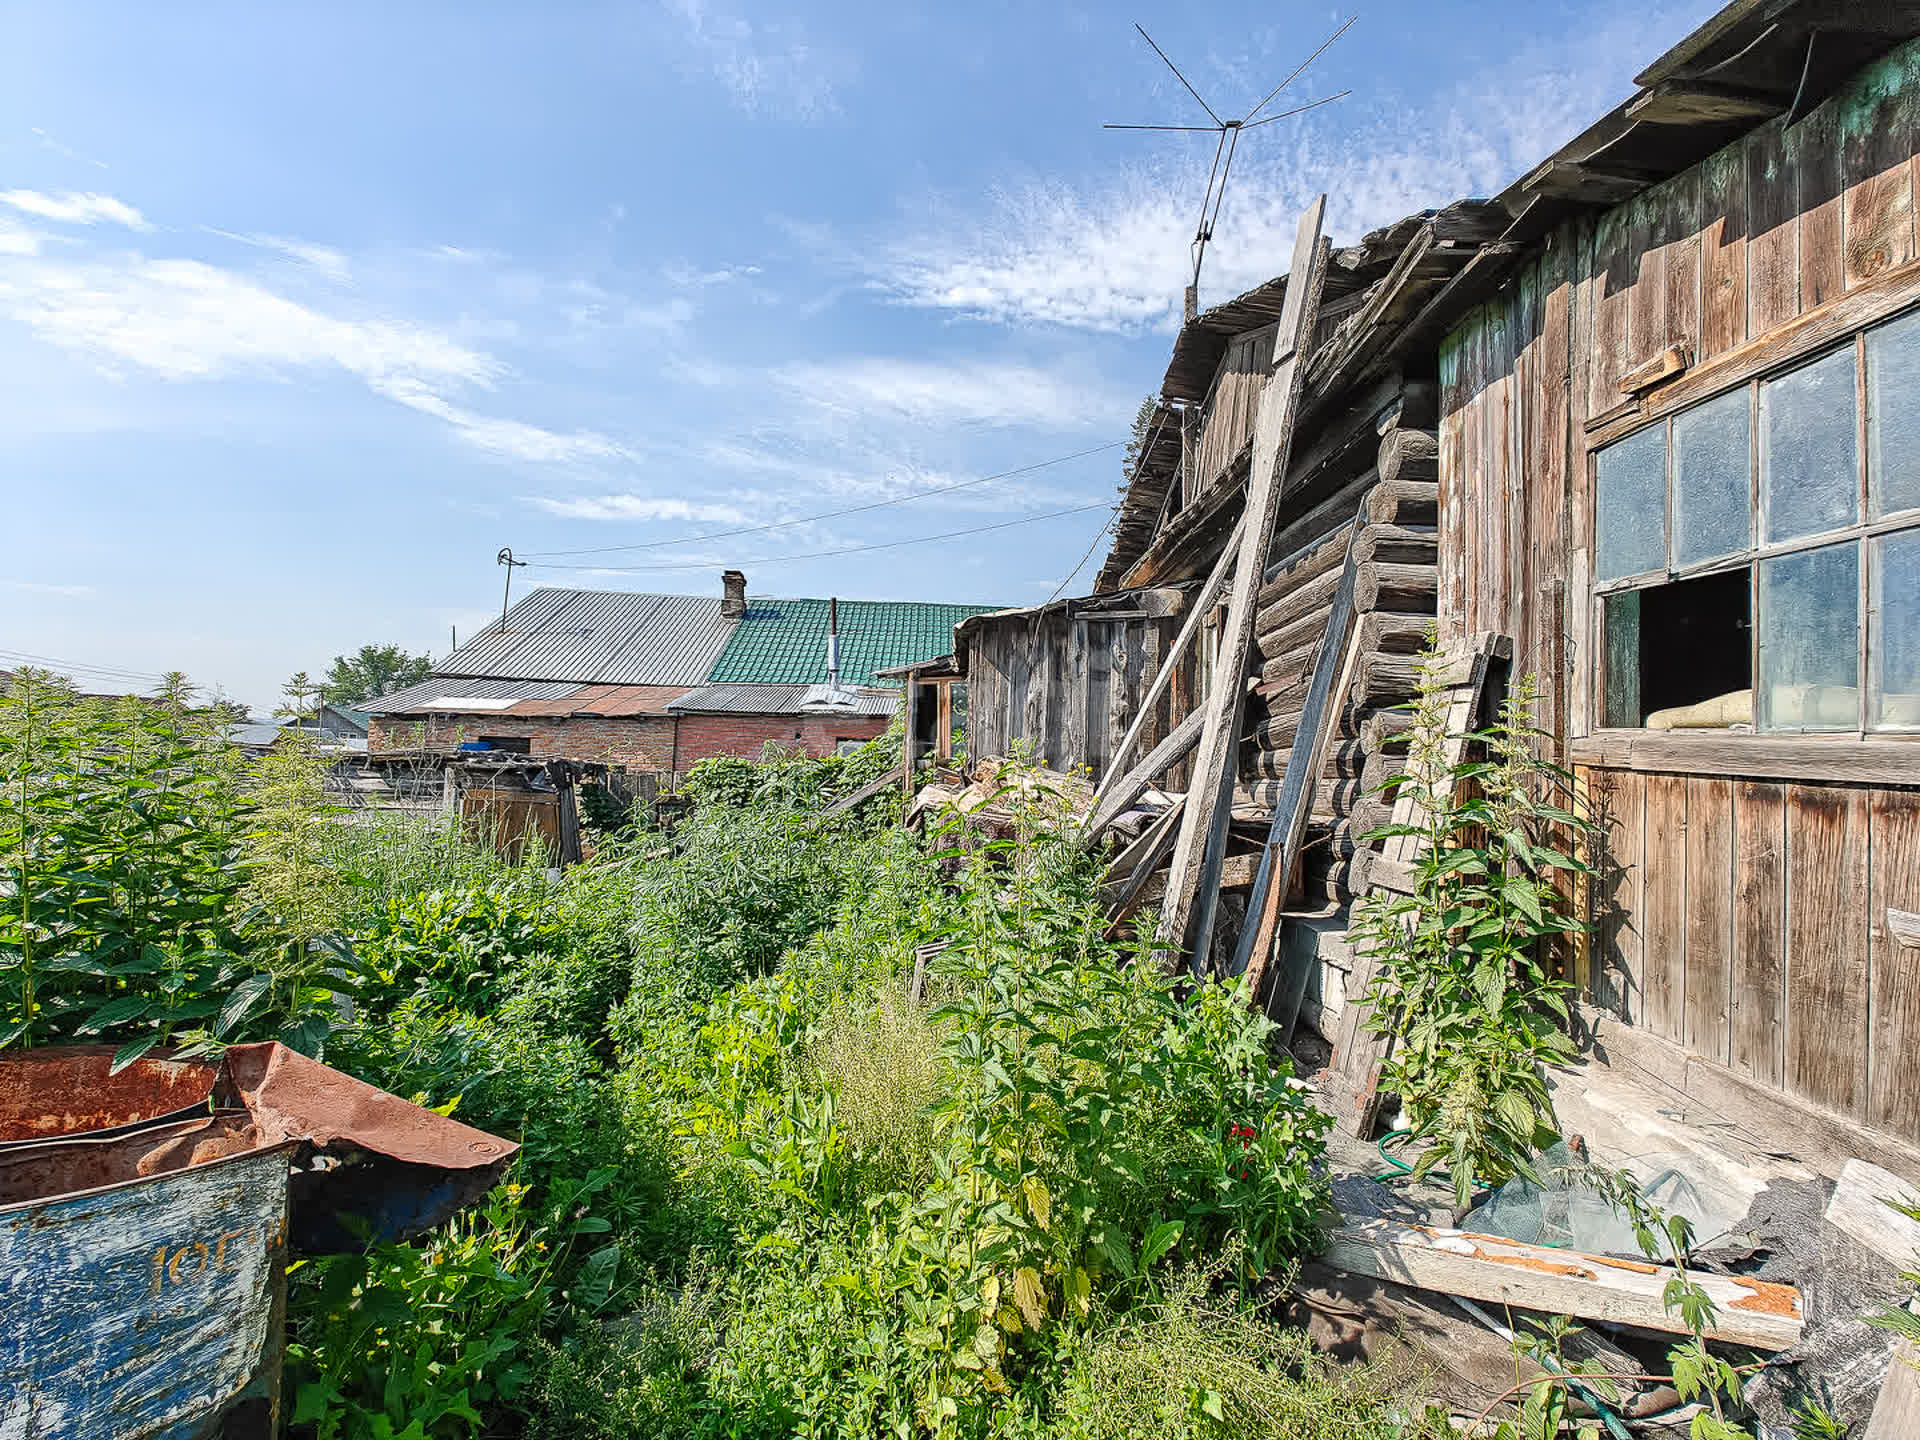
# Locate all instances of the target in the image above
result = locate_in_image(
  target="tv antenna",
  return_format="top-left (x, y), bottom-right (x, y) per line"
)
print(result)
top-left (1106, 17), bottom-right (1356, 320)
top-left (496, 546), bottom-right (527, 632)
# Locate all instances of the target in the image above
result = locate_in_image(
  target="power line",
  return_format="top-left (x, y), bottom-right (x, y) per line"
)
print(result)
top-left (1047, 510), bottom-right (1117, 603)
top-left (525, 500), bottom-right (1112, 575)
top-left (519, 440), bottom-right (1125, 560)
top-left (0, 648), bottom-right (166, 685)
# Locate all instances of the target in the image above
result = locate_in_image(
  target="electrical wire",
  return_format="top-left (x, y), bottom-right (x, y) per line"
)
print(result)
top-left (0, 648), bottom-right (165, 685)
top-left (519, 441), bottom-right (1125, 560)
top-left (525, 500), bottom-right (1113, 575)
top-left (1046, 510), bottom-right (1118, 603)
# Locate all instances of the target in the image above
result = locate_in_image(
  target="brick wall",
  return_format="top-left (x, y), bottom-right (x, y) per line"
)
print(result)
top-left (370, 709), bottom-right (887, 771)
top-left (672, 712), bottom-right (889, 768)
top-left (368, 712), bottom-right (677, 770)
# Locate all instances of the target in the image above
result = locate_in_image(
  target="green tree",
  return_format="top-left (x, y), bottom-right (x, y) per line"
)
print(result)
top-left (1118, 395), bottom-right (1159, 508)
top-left (322, 644), bottom-right (432, 707)
top-left (277, 670), bottom-right (321, 725)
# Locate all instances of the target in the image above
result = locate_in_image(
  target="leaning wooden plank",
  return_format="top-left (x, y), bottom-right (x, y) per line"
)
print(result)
top-left (1865, 1341), bottom-right (1920, 1440)
top-left (822, 767), bottom-right (907, 818)
top-left (1103, 795), bottom-right (1186, 881)
top-left (1160, 197), bottom-right (1330, 966)
top-left (1103, 796), bottom-right (1189, 935)
top-left (1108, 850), bottom-right (1260, 908)
top-left (1826, 1158), bottom-right (1920, 1270)
top-left (1231, 492), bottom-right (1369, 1008)
top-left (1322, 1219), bottom-right (1804, 1351)
top-left (1084, 707), bottom-right (1204, 847)
top-left (1095, 514), bottom-right (1245, 800)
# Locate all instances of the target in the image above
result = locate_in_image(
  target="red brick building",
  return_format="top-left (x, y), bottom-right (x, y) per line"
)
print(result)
top-left (366, 573), bottom-right (997, 776)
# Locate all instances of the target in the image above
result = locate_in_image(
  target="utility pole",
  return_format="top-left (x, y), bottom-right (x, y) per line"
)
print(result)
top-left (496, 548), bottom-right (526, 633)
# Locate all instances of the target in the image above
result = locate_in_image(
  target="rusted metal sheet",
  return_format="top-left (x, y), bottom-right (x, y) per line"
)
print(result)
top-left (0, 1142), bottom-right (292, 1440)
top-left (0, 1044), bottom-right (521, 1438)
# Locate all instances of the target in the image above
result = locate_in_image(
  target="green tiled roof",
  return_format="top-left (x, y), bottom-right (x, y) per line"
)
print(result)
top-left (704, 598), bottom-right (1000, 687)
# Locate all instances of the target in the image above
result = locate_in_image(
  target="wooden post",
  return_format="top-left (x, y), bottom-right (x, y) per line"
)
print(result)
top-left (935, 681), bottom-right (953, 761)
top-left (1159, 197), bottom-right (1331, 968)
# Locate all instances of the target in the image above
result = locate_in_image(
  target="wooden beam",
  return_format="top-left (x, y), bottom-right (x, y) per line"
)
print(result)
top-left (1095, 515), bottom-right (1244, 798)
top-left (1083, 707), bottom-right (1204, 847)
top-left (1825, 1159), bottom-right (1920, 1271)
top-left (1322, 1218), bottom-right (1804, 1351)
top-left (1159, 198), bottom-right (1330, 967)
top-left (1865, 1342), bottom-right (1920, 1440)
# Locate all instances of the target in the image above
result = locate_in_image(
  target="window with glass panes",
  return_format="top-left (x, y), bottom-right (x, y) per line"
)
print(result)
top-left (1593, 307), bottom-right (1920, 734)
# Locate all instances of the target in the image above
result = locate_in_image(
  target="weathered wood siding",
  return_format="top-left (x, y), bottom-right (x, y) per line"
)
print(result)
top-left (1190, 327), bottom-right (1278, 498)
top-left (1441, 42), bottom-right (1920, 1142)
top-left (965, 609), bottom-right (1193, 785)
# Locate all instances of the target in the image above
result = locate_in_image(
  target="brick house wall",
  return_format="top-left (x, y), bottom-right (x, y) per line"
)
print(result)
top-left (369, 712), bottom-right (678, 770)
top-left (672, 713), bottom-right (889, 768)
top-left (370, 709), bottom-right (887, 772)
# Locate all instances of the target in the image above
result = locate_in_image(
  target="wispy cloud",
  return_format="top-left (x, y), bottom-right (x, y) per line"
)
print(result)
top-left (665, 0), bottom-right (846, 120)
top-left (31, 127), bottom-right (111, 171)
top-left (528, 494), bottom-right (750, 523)
top-left (206, 228), bottom-right (352, 283)
top-left (775, 357), bottom-right (1124, 428)
top-left (870, 11), bottom-right (1693, 332)
top-left (3, 578), bottom-right (93, 597)
top-left (0, 189), bottom-right (148, 231)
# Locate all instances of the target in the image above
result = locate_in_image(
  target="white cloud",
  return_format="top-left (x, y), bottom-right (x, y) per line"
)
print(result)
top-left (207, 229), bottom-right (352, 282)
top-left (775, 357), bottom-right (1124, 428)
top-left (0, 219), bottom-right (37, 257)
top-left (528, 494), bottom-right (750, 523)
top-left (0, 190), bottom-right (148, 231)
top-left (870, 10), bottom-right (1698, 332)
top-left (665, 0), bottom-right (845, 120)
top-left (2, 578), bottom-right (93, 597)
top-left (374, 378), bottom-right (632, 464)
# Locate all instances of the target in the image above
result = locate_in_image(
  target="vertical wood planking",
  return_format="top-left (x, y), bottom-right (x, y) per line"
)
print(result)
top-left (1842, 47), bottom-right (1918, 290)
top-left (1437, 333), bottom-right (1468, 637)
top-left (1588, 207), bottom-right (1632, 418)
top-left (1641, 774), bottom-right (1688, 1043)
top-left (1534, 242), bottom-right (1573, 753)
top-left (1796, 100), bottom-right (1846, 311)
top-left (1784, 785), bottom-right (1871, 1119)
top-left (1700, 142), bottom-right (1750, 360)
top-left (1748, 121), bottom-right (1801, 335)
top-left (1593, 767), bottom-right (1644, 1021)
top-left (1683, 777), bottom-right (1734, 1063)
top-left (1662, 166), bottom-right (1704, 359)
top-left (1869, 788), bottom-right (1920, 1140)
top-left (1486, 289), bottom-right (1515, 644)
top-left (1730, 781), bottom-right (1788, 1088)
top-left (1626, 189), bottom-right (1669, 373)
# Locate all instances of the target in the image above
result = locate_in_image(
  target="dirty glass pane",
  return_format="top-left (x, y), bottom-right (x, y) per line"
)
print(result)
top-left (1757, 541), bottom-right (1860, 732)
top-left (1602, 589), bottom-right (1642, 728)
top-left (1867, 310), bottom-right (1920, 519)
top-left (1672, 388), bottom-right (1752, 567)
top-left (1595, 423), bottom-right (1667, 581)
top-left (1760, 347), bottom-right (1859, 543)
top-left (1871, 528), bottom-right (1920, 731)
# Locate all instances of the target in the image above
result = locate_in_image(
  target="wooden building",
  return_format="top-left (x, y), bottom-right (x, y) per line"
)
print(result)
top-left (966, 0), bottom-right (1920, 1158)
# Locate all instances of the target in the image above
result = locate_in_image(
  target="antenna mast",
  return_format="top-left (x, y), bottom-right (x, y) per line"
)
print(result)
top-left (1106, 17), bottom-right (1356, 320)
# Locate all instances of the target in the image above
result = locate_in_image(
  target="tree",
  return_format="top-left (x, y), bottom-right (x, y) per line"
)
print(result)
top-left (320, 644), bottom-right (432, 707)
top-left (277, 671), bottom-right (322, 724)
top-left (1117, 395), bottom-right (1160, 510)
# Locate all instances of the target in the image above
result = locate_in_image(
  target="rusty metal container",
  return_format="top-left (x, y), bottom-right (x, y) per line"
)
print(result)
top-left (0, 1045), bottom-right (518, 1439)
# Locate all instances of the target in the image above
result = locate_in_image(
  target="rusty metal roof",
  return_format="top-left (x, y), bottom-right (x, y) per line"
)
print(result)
top-left (433, 588), bottom-right (736, 687)
top-left (667, 682), bottom-right (901, 717)
top-left (365, 677), bottom-right (582, 714)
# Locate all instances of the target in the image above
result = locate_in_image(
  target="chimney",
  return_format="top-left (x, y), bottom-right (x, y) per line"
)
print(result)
top-left (721, 569), bottom-right (747, 618)
top-left (826, 596), bottom-right (840, 687)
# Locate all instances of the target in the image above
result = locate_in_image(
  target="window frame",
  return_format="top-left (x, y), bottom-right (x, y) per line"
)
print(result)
top-left (1589, 309), bottom-right (1920, 739)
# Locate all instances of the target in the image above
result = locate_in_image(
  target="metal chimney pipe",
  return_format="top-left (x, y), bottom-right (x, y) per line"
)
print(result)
top-left (826, 596), bottom-right (841, 687)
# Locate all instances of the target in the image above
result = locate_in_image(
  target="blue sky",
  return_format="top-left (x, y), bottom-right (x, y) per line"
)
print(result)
top-left (0, 0), bottom-right (1717, 711)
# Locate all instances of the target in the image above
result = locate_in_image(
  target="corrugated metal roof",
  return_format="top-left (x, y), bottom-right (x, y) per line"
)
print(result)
top-left (365, 678), bottom-right (582, 715)
top-left (704, 598), bottom-right (999, 687)
top-left (668, 683), bottom-right (900, 717)
top-left (506, 684), bottom-right (686, 718)
top-left (433, 589), bottom-right (736, 686)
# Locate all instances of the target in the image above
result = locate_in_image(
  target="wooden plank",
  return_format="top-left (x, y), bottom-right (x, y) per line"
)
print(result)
top-left (1870, 788), bottom-right (1920, 1140)
top-left (1321, 1218), bottom-right (1803, 1351)
top-left (1160, 199), bottom-right (1330, 964)
top-left (1864, 1343), bottom-right (1920, 1440)
top-left (1083, 706), bottom-right (1204, 846)
top-left (1593, 767), bottom-right (1644, 1023)
top-left (1699, 142), bottom-right (1750, 361)
top-left (1683, 777), bottom-right (1733, 1063)
top-left (1796, 97), bottom-right (1846, 312)
top-left (1842, 46), bottom-right (1917, 291)
top-left (1062, 619), bottom-right (1088, 773)
top-left (1730, 781), bottom-right (1787, 1089)
top-left (1640, 773), bottom-right (1688, 1044)
top-left (1587, 206), bottom-right (1633, 420)
top-left (1232, 500), bottom-right (1368, 1008)
top-left (1568, 732), bottom-right (1920, 786)
top-left (1826, 1158), bottom-right (1920, 1270)
top-left (1096, 515), bottom-right (1243, 798)
top-left (1784, 785), bottom-right (1871, 1120)
top-left (1747, 120), bottom-right (1800, 336)
top-left (1104, 794), bottom-right (1185, 881)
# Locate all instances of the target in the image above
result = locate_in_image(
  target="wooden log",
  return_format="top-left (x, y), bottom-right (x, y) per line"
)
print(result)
top-left (1350, 525), bottom-right (1438, 570)
top-left (1363, 477), bottom-right (1438, 528)
top-left (1264, 473), bottom-right (1373, 584)
top-left (1259, 598), bottom-right (1435, 668)
top-left (1353, 562), bottom-right (1437, 616)
top-left (1320, 1219), bottom-right (1803, 1351)
top-left (1257, 528), bottom-right (1350, 608)
top-left (1265, 654), bottom-right (1421, 714)
top-left (1255, 568), bottom-right (1342, 642)
top-left (1359, 706), bottom-right (1415, 752)
top-left (1376, 426), bottom-right (1438, 486)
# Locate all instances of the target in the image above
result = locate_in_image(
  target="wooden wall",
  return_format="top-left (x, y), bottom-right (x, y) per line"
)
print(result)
top-left (1189, 327), bottom-right (1277, 499)
top-left (964, 608), bottom-right (1194, 785)
top-left (1439, 41), bottom-right (1920, 1143)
